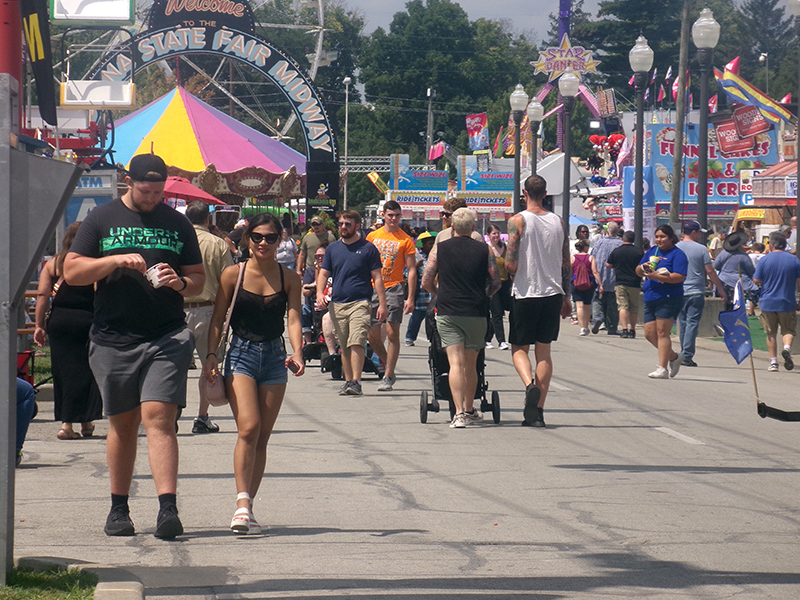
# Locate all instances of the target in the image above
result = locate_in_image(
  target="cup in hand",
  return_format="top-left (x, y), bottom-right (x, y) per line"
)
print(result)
top-left (145, 263), bottom-right (167, 288)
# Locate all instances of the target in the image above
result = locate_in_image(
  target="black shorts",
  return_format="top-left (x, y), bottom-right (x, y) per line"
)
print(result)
top-left (509, 294), bottom-right (563, 346)
top-left (571, 285), bottom-right (595, 304)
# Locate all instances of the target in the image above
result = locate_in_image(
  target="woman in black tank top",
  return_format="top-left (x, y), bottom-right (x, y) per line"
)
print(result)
top-left (204, 213), bottom-right (305, 535)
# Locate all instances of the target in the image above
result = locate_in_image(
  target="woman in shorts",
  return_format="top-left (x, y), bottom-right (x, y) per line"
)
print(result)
top-left (204, 212), bottom-right (305, 535)
top-left (570, 239), bottom-right (600, 336)
top-left (635, 225), bottom-right (688, 379)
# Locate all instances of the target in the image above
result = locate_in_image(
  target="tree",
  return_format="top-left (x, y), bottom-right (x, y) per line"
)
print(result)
top-left (737, 0), bottom-right (794, 93)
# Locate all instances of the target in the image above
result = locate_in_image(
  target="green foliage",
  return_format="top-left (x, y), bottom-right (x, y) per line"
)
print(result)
top-left (1, 566), bottom-right (97, 600)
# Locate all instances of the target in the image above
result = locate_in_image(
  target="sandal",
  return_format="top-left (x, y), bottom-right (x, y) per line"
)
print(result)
top-left (81, 422), bottom-right (95, 438)
top-left (57, 427), bottom-right (81, 440)
top-left (230, 508), bottom-right (251, 534)
top-left (247, 512), bottom-right (263, 536)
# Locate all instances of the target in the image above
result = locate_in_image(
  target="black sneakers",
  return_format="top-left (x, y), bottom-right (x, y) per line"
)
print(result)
top-left (104, 506), bottom-right (135, 536)
top-left (192, 416), bottom-right (220, 433)
top-left (522, 383), bottom-right (542, 426)
top-left (154, 504), bottom-right (183, 539)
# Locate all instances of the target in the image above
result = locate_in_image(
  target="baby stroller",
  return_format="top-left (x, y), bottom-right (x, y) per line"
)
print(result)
top-left (302, 308), bottom-right (328, 366)
top-left (419, 306), bottom-right (500, 424)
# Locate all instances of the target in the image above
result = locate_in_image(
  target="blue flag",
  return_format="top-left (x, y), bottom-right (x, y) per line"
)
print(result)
top-left (718, 282), bottom-right (753, 364)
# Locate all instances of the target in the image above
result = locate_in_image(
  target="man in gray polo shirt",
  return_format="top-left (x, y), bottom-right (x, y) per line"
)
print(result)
top-left (676, 221), bottom-right (727, 367)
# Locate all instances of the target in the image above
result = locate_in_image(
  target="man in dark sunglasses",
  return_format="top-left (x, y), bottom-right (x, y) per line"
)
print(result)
top-left (316, 210), bottom-right (387, 396)
top-left (434, 198), bottom-right (485, 248)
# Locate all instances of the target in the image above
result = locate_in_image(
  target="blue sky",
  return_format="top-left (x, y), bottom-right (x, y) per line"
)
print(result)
top-left (343, 0), bottom-right (603, 40)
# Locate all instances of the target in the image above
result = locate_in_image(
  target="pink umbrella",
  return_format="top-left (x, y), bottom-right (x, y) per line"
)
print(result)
top-left (163, 176), bottom-right (224, 205)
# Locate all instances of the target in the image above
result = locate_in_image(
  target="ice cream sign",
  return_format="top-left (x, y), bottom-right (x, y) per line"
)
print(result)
top-left (648, 123), bottom-right (778, 204)
top-left (530, 34), bottom-right (600, 82)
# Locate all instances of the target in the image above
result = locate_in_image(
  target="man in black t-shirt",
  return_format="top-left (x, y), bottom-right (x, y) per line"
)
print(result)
top-left (606, 230), bottom-right (644, 338)
top-left (65, 154), bottom-right (205, 540)
top-left (422, 208), bottom-right (501, 428)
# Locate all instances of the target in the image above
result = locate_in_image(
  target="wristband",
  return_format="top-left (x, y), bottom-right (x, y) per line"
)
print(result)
top-left (206, 353), bottom-right (217, 359)
top-left (178, 276), bottom-right (187, 291)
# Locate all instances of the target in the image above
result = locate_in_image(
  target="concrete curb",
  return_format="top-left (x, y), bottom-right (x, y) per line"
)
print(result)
top-left (15, 556), bottom-right (144, 600)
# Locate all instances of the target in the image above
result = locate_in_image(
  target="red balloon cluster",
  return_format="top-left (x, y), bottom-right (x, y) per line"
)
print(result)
top-left (589, 134), bottom-right (626, 163)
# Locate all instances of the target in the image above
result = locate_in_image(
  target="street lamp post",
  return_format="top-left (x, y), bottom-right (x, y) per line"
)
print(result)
top-left (510, 84), bottom-right (529, 213)
top-left (692, 7), bottom-right (721, 244)
top-left (527, 98), bottom-right (544, 176)
top-left (629, 35), bottom-right (654, 250)
top-left (559, 66), bottom-right (579, 226)
top-left (342, 76), bottom-right (351, 211)
top-left (788, 0), bottom-right (800, 208)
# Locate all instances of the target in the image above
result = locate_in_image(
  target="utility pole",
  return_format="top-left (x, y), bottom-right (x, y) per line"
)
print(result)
top-left (426, 88), bottom-right (435, 163)
top-left (669, 0), bottom-right (692, 228)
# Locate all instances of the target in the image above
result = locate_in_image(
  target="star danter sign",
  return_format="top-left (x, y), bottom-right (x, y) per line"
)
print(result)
top-left (530, 34), bottom-right (600, 83)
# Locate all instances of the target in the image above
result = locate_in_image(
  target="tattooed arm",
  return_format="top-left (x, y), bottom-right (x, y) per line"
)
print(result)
top-left (486, 248), bottom-right (502, 297)
top-left (505, 214), bottom-right (524, 277)
top-left (421, 243), bottom-right (439, 296)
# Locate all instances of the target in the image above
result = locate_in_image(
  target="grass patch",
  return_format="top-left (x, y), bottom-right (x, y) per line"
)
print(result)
top-left (0, 566), bottom-right (97, 600)
top-left (708, 315), bottom-right (768, 353)
top-left (32, 346), bottom-right (52, 387)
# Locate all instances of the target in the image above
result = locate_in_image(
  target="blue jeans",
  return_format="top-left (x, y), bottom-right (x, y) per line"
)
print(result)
top-left (678, 294), bottom-right (705, 361)
top-left (591, 289), bottom-right (619, 333)
top-left (17, 378), bottom-right (35, 453)
top-left (405, 308), bottom-right (427, 342)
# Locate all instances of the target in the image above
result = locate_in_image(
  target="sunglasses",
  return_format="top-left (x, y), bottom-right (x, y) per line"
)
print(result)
top-left (250, 232), bottom-right (280, 245)
top-left (338, 221), bottom-right (355, 228)
top-left (441, 212), bottom-right (452, 218)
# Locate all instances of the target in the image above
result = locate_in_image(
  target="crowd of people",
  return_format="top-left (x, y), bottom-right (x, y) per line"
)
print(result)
top-left (24, 152), bottom-right (800, 541)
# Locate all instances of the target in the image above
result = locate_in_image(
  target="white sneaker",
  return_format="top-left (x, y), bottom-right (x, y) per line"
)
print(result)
top-left (485, 342), bottom-right (494, 350)
top-left (648, 366), bottom-right (669, 379)
top-left (579, 328), bottom-right (589, 336)
top-left (450, 413), bottom-right (467, 428)
top-left (768, 363), bottom-right (779, 372)
top-left (377, 375), bottom-right (395, 392)
top-left (463, 410), bottom-right (484, 424)
top-left (668, 355), bottom-right (682, 378)
top-left (498, 342), bottom-right (510, 350)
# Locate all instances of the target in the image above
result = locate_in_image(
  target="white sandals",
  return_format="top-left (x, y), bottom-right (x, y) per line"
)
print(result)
top-left (230, 492), bottom-right (263, 535)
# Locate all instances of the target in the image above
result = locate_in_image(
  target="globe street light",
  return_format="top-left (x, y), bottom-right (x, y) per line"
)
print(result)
top-left (788, 0), bottom-right (800, 208)
top-left (527, 97), bottom-right (544, 177)
top-left (629, 35), bottom-right (654, 250)
top-left (559, 66), bottom-right (580, 226)
top-left (692, 7), bottom-right (721, 243)
top-left (342, 76), bottom-right (352, 211)
top-left (510, 83), bottom-right (529, 213)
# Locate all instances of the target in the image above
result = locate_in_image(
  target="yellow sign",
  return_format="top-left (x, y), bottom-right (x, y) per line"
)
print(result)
top-left (367, 172), bottom-right (389, 194)
top-left (530, 34), bottom-right (600, 82)
top-left (737, 208), bottom-right (765, 220)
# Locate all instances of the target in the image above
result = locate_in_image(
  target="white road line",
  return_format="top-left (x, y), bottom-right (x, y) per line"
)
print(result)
top-left (549, 381), bottom-right (573, 392)
top-left (654, 426), bottom-right (705, 445)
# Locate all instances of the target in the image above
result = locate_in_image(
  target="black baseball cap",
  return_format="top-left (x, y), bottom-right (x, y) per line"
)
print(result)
top-left (683, 220), bottom-right (708, 234)
top-left (128, 154), bottom-right (168, 182)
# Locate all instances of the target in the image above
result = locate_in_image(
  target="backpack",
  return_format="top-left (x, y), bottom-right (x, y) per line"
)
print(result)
top-left (573, 254), bottom-right (595, 291)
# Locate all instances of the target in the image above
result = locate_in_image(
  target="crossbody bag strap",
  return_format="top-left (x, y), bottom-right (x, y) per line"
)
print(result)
top-left (221, 261), bottom-right (246, 339)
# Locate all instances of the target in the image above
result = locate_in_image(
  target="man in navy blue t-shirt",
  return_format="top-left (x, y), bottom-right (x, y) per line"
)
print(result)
top-left (317, 210), bottom-right (386, 395)
top-left (753, 231), bottom-right (800, 372)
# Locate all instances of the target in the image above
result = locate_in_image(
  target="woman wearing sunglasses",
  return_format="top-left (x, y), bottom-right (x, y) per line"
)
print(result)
top-left (204, 212), bottom-right (305, 535)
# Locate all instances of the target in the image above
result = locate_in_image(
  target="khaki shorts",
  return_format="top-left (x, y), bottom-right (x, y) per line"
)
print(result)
top-left (615, 285), bottom-right (643, 316)
top-left (436, 315), bottom-right (487, 350)
top-left (329, 300), bottom-right (371, 349)
top-left (759, 311), bottom-right (797, 337)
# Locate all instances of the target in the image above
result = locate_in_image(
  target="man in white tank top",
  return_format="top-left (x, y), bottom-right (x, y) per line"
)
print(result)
top-left (505, 175), bottom-right (571, 428)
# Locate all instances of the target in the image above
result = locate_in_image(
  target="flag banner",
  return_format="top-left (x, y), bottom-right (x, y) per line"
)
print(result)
top-left (466, 113), bottom-right (489, 151)
top-left (628, 74), bottom-right (635, 86)
top-left (657, 84), bottom-right (665, 102)
top-left (503, 113), bottom-right (516, 156)
top-left (725, 56), bottom-right (740, 75)
top-left (429, 141), bottom-right (445, 161)
top-left (367, 171), bottom-right (389, 194)
top-left (644, 88), bottom-right (650, 102)
top-left (650, 67), bottom-right (658, 85)
top-left (665, 66), bottom-right (673, 83)
top-left (714, 68), bottom-right (794, 124)
top-left (20, 0), bottom-right (58, 125)
top-left (781, 93), bottom-right (791, 104)
top-left (493, 126), bottom-right (503, 157)
top-left (709, 94), bottom-right (718, 114)
top-left (718, 281), bottom-right (753, 364)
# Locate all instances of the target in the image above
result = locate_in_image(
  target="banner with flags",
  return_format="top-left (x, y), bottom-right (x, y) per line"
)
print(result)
top-left (709, 94), bottom-right (718, 114)
top-left (672, 70), bottom-right (690, 103)
top-left (714, 68), bottom-right (794, 124)
top-left (718, 281), bottom-right (753, 364)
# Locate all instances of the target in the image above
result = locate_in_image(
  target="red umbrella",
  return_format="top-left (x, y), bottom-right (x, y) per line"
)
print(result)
top-left (163, 176), bottom-right (224, 205)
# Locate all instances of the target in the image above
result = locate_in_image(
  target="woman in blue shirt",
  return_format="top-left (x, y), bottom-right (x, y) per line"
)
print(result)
top-left (636, 225), bottom-right (688, 380)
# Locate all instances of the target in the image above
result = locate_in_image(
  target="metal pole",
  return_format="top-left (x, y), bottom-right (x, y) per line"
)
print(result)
top-left (343, 79), bottom-right (350, 211)
top-left (634, 72), bottom-right (646, 250)
top-left (531, 122), bottom-right (540, 176)
top-left (513, 110), bottom-right (523, 213)
top-left (562, 98), bottom-right (575, 226)
top-left (697, 47), bottom-right (713, 245)
top-left (669, 0), bottom-right (691, 226)
top-left (425, 88), bottom-right (435, 164)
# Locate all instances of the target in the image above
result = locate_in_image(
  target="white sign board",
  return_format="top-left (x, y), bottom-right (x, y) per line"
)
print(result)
top-left (50, 0), bottom-right (135, 24)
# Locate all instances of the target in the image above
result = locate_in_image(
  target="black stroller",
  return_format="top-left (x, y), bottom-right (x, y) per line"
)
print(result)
top-left (419, 307), bottom-right (500, 424)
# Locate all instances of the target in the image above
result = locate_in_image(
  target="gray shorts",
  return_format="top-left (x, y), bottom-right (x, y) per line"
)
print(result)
top-left (89, 327), bottom-right (194, 417)
top-left (372, 283), bottom-right (406, 325)
top-left (436, 315), bottom-right (487, 350)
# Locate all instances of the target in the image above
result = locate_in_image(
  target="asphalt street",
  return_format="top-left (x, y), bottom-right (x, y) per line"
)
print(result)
top-left (13, 320), bottom-right (800, 599)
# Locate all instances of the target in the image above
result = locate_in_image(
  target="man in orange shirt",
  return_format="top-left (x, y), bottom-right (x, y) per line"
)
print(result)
top-left (367, 201), bottom-right (417, 391)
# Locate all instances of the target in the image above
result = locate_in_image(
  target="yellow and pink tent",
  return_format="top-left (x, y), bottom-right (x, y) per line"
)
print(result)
top-left (113, 87), bottom-right (307, 174)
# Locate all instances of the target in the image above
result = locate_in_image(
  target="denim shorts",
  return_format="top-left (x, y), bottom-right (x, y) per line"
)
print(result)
top-left (224, 335), bottom-right (288, 386)
top-left (643, 296), bottom-right (684, 323)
